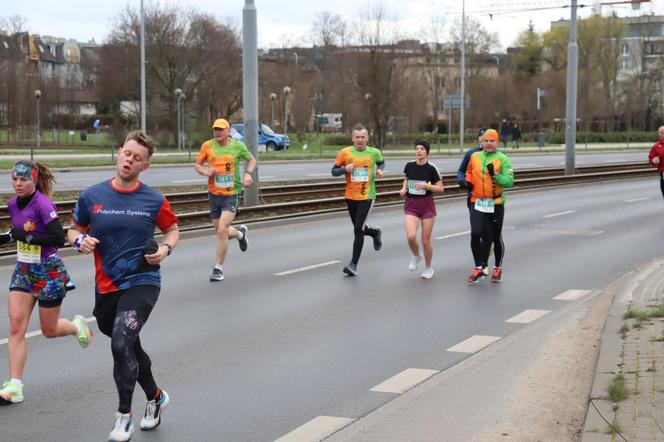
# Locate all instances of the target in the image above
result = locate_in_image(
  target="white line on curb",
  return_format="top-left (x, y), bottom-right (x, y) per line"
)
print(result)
top-left (553, 289), bottom-right (592, 301)
top-left (370, 368), bottom-right (439, 394)
top-left (447, 335), bottom-right (501, 353)
top-left (505, 309), bottom-right (551, 324)
top-left (542, 210), bottom-right (575, 218)
top-left (275, 416), bottom-right (355, 442)
top-left (274, 260), bottom-right (341, 276)
top-left (0, 316), bottom-right (96, 346)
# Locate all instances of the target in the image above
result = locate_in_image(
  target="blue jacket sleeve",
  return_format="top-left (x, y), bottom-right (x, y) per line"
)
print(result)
top-left (457, 150), bottom-right (474, 186)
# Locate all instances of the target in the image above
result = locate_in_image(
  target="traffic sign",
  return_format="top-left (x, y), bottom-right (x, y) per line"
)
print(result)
top-left (441, 95), bottom-right (470, 109)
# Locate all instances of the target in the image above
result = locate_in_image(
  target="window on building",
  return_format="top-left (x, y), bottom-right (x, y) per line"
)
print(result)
top-left (436, 77), bottom-right (445, 88)
top-left (620, 58), bottom-right (631, 71)
top-left (622, 43), bottom-right (629, 56)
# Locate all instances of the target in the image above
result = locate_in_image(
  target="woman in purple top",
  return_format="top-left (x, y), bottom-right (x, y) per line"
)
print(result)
top-left (0, 161), bottom-right (92, 405)
top-left (399, 140), bottom-right (444, 280)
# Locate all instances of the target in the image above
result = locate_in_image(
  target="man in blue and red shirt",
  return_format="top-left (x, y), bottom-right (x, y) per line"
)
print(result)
top-left (68, 130), bottom-right (179, 442)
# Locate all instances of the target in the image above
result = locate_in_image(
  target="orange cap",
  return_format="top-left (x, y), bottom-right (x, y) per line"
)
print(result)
top-left (211, 118), bottom-right (230, 129)
top-left (481, 129), bottom-right (499, 141)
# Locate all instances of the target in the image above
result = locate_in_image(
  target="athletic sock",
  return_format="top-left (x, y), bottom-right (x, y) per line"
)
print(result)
top-left (237, 231), bottom-right (245, 240)
top-left (10, 378), bottom-right (22, 387)
top-left (215, 264), bottom-right (223, 271)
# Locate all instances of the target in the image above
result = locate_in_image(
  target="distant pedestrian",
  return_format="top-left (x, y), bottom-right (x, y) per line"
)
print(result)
top-left (511, 123), bottom-right (521, 149)
top-left (648, 125), bottom-right (664, 199)
top-left (499, 119), bottom-right (510, 148)
top-left (399, 140), bottom-right (444, 280)
top-left (331, 124), bottom-right (385, 276)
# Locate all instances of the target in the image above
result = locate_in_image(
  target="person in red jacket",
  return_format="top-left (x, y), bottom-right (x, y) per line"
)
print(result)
top-left (648, 126), bottom-right (664, 199)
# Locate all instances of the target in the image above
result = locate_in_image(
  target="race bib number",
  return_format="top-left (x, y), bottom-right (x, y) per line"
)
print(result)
top-left (408, 180), bottom-right (427, 196)
top-left (214, 173), bottom-right (234, 190)
top-left (351, 168), bottom-right (369, 182)
top-left (17, 241), bottom-right (41, 264)
top-left (474, 198), bottom-right (495, 213)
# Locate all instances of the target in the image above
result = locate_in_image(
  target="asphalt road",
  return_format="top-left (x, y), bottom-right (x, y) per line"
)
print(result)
top-left (0, 150), bottom-right (650, 193)
top-left (0, 176), bottom-right (662, 441)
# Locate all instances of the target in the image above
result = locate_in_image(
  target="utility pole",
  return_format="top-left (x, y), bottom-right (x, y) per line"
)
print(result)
top-left (140, 0), bottom-right (146, 132)
top-left (564, 0), bottom-right (578, 175)
top-left (243, 0), bottom-right (259, 206)
top-left (459, 0), bottom-right (466, 151)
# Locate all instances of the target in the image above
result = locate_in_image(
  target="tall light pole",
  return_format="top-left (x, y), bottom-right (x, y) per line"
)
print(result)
top-left (283, 86), bottom-right (291, 138)
top-left (243, 0), bottom-right (259, 206)
top-left (181, 93), bottom-right (187, 159)
top-left (459, 0), bottom-right (466, 151)
top-left (140, 0), bottom-right (146, 132)
top-left (270, 92), bottom-right (277, 125)
top-left (175, 88), bottom-right (182, 150)
top-left (564, 0), bottom-right (578, 175)
top-left (33, 89), bottom-right (41, 162)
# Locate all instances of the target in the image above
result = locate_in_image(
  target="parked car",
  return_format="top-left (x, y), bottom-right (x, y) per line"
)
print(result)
top-left (231, 123), bottom-right (290, 151)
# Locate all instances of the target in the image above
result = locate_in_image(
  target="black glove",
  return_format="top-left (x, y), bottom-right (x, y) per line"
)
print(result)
top-left (137, 239), bottom-right (160, 272)
top-left (466, 182), bottom-right (474, 192)
top-left (486, 163), bottom-right (495, 177)
top-left (10, 228), bottom-right (27, 243)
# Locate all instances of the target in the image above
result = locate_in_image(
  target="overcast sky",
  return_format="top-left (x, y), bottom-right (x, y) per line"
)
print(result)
top-left (4, 0), bottom-right (663, 50)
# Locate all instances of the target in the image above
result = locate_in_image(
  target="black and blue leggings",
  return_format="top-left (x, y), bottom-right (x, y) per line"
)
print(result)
top-left (346, 199), bottom-right (379, 264)
top-left (94, 285), bottom-right (160, 414)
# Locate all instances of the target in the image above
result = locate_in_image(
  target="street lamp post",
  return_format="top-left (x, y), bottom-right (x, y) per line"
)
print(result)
top-left (283, 86), bottom-right (291, 137)
top-left (174, 88), bottom-right (183, 150)
top-left (180, 93), bottom-right (188, 160)
top-left (564, 0), bottom-right (578, 175)
top-left (270, 93), bottom-right (277, 126)
top-left (364, 92), bottom-right (372, 130)
top-left (459, 0), bottom-right (466, 151)
top-left (140, 0), bottom-right (146, 132)
top-left (34, 89), bottom-right (41, 162)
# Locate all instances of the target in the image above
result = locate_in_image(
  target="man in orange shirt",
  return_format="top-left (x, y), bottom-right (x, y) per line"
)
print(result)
top-left (332, 124), bottom-right (385, 276)
top-left (195, 119), bottom-right (257, 281)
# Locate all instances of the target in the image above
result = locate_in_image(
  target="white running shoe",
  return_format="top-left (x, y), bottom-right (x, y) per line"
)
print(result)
top-left (421, 267), bottom-right (434, 280)
top-left (109, 412), bottom-right (134, 442)
top-left (408, 255), bottom-right (422, 271)
top-left (140, 390), bottom-right (170, 430)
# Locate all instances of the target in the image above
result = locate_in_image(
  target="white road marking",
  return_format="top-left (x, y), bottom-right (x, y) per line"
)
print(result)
top-left (306, 173), bottom-right (332, 177)
top-left (260, 176), bottom-right (276, 179)
top-left (275, 416), bottom-right (355, 442)
top-left (447, 335), bottom-right (501, 353)
top-left (542, 210), bottom-right (575, 218)
top-left (515, 163), bottom-right (536, 167)
top-left (505, 309), bottom-right (550, 324)
top-left (274, 260), bottom-right (341, 276)
top-left (625, 197), bottom-right (649, 203)
top-left (0, 316), bottom-right (96, 346)
top-left (370, 368), bottom-right (439, 394)
top-left (173, 179), bottom-right (206, 183)
top-left (435, 230), bottom-right (470, 240)
top-left (553, 289), bottom-right (592, 301)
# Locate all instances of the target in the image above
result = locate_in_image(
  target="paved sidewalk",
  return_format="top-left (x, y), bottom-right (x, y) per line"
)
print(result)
top-left (582, 259), bottom-right (664, 441)
top-left (318, 259), bottom-right (664, 442)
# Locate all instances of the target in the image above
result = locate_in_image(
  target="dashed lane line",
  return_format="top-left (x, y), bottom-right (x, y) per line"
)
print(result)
top-left (0, 316), bottom-right (96, 346)
top-left (505, 309), bottom-right (551, 324)
top-left (370, 368), bottom-right (439, 394)
top-left (625, 197), bottom-right (650, 203)
top-left (173, 179), bottom-right (206, 183)
top-left (275, 416), bottom-right (355, 442)
top-left (446, 335), bottom-right (501, 353)
top-left (274, 260), bottom-right (341, 276)
top-left (542, 210), bottom-right (575, 218)
top-left (435, 230), bottom-right (470, 240)
top-left (553, 289), bottom-right (592, 301)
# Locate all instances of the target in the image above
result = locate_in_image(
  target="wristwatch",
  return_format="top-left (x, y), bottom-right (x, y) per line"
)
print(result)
top-left (161, 243), bottom-right (173, 255)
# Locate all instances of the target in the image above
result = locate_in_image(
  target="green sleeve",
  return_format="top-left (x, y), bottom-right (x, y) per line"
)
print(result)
top-left (239, 143), bottom-right (251, 160)
top-left (374, 148), bottom-right (384, 164)
top-left (494, 154), bottom-right (514, 189)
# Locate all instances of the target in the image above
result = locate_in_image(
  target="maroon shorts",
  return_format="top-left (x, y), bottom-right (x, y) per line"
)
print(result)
top-left (404, 195), bottom-right (437, 219)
